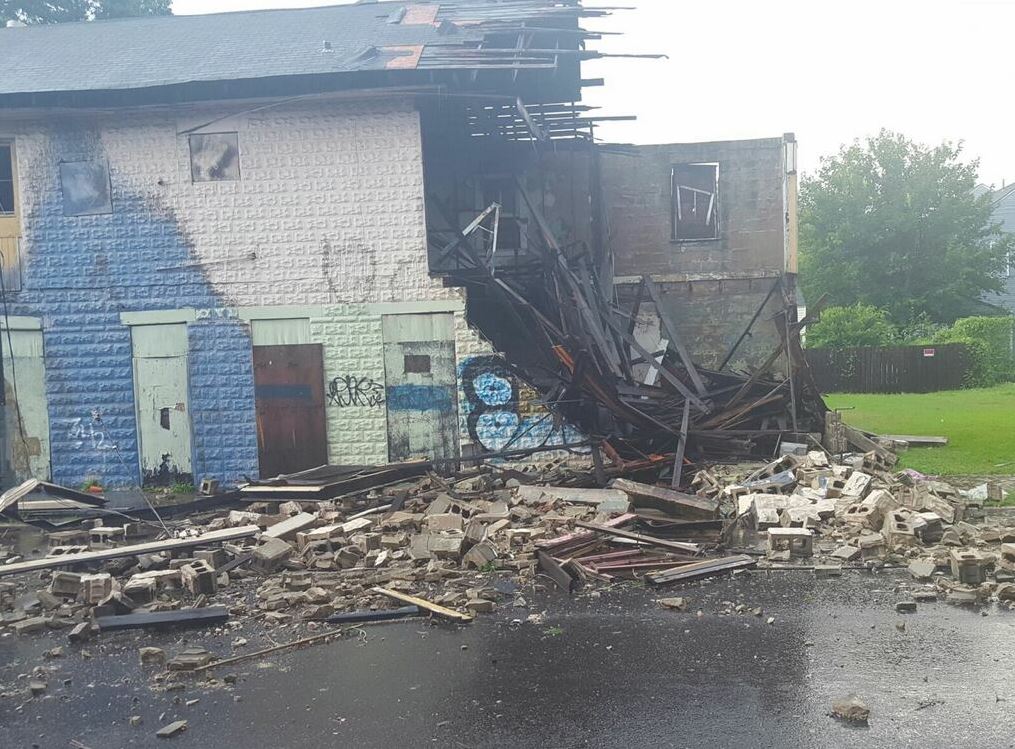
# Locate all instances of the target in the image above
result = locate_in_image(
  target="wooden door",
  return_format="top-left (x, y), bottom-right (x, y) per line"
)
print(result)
top-left (3, 327), bottom-right (51, 482)
top-left (254, 344), bottom-right (327, 479)
top-left (381, 314), bottom-right (460, 463)
top-left (132, 324), bottom-right (193, 487)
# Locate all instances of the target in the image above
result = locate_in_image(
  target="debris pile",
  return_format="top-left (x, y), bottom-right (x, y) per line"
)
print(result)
top-left (1, 439), bottom-right (1013, 665)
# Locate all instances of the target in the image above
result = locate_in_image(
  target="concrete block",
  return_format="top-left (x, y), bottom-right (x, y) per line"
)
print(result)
top-left (1001, 543), bottom-right (1015, 571)
top-left (123, 576), bottom-right (157, 605)
top-left (194, 548), bottom-right (229, 569)
top-left (181, 560), bottom-right (218, 596)
top-left (950, 549), bottom-right (989, 585)
top-left (251, 537), bottom-right (293, 574)
top-left (264, 512), bottom-right (318, 541)
top-left (882, 510), bottom-right (918, 549)
top-left (49, 571), bottom-right (83, 599)
top-left (425, 513), bottom-right (464, 532)
top-left (767, 528), bottom-right (814, 558)
top-left (462, 541), bottom-right (498, 569)
top-left (80, 573), bottom-right (113, 604)
top-left (831, 545), bottom-right (861, 561)
top-left (908, 559), bottom-right (937, 580)
top-left (841, 471), bottom-right (872, 498)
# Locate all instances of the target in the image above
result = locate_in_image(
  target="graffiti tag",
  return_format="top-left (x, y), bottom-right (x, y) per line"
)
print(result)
top-left (328, 375), bottom-right (385, 408)
top-left (66, 416), bottom-right (117, 452)
top-left (459, 355), bottom-right (576, 453)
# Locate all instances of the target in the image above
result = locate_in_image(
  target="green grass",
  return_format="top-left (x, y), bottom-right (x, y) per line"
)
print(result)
top-left (825, 384), bottom-right (1015, 476)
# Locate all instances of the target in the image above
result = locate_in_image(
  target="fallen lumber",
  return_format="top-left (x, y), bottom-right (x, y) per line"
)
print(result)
top-left (573, 521), bottom-right (700, 554)
top-left (372, 586), bottom-right (474, 622)
top-left (882, 434), bottom-right (948, 447)
top-left (193, 627), bottom-right (350, 673)
top-left (609, 479), bottom-right (719, 518)
top-left (535, 512), bottom-right (637, 554)
top-left (95, 606), bottom-right (229, 632)
top-left (645, 555), bottom-right (757, 585)
top-left (325, 605), bottom-right (420, 624)
top-left (0, 526), bottom-right (260, 578)
top-left (538, 551), bottom-right (579, 593)
top-left (0, 478), bottom-right (106, 516)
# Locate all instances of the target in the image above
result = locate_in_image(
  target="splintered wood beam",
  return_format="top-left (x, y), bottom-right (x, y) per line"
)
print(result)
top-left (642, 277), bottom-right (708, 398)
top-left (372, 586), bottom-right (474, 622)
top-left (671, 399), bottom-right (691, 489)
top-left (573, 521), bottom-right (700, 555)
top-left (611, 324), bottom-right (709, 413)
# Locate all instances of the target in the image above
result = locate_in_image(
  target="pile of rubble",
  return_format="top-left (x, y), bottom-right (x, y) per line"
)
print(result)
top-left (1, 443), bottom-right (1013, 662)
top-left (725, 445), bottom-right (1015, 607)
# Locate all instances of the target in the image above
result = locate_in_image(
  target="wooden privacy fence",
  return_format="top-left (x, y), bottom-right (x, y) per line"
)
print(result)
top-left (804, 343), bottom-right (971, 393)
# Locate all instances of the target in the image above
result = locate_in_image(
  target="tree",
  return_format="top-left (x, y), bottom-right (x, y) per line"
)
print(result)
top-left (1, 0), bottom-right (170, 24)
top-left (799, 130), bottom-right (1013, 326)
top-left (806, 303), bottom-right (898, 348)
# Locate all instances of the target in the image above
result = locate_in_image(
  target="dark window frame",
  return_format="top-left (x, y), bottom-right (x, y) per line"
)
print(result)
top-left (0, 142), bottom-right (15, 216)
top-left (670, 162), bottom-right (720, 242)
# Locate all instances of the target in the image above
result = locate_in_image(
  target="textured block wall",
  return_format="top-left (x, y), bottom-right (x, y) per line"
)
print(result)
top-left (311, 305), bottom-right (388, 466)
top-left (4, 97), bottom-right (455, 486)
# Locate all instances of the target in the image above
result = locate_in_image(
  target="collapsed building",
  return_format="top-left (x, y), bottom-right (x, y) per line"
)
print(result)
top-left (0, 0), bottom-right (809, 492)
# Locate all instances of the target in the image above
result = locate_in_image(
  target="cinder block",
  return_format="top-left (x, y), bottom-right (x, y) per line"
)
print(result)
top-left (767, 528), bottom-right (814, 558)
top-left (80, 573), bottom-right (113, 604)
top-left (950, 549), bottom-right (989, 585)
top-left (181, 560), bottom-right (218, 596)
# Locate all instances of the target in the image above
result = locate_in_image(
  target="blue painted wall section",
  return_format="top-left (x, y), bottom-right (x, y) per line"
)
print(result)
top-left (458, 354), bottom-right (584, 453)
top-left (188, 318), bottom-right (259, 487)
top-left (10, 124), bottom-right (260, 487)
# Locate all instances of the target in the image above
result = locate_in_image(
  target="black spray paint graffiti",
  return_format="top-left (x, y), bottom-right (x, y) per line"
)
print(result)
top-left (328, 375), bottom-right (385, 408)
top-left (459, 355), bottom-right (578, 453)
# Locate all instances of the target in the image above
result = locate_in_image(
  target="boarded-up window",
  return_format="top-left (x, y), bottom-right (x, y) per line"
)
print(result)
top-left (0, 144), bottom-right (14, 215)
top-left (60, 161), bottom-right (113, 217)
top-left (404, 354), bottom-right (431, 374)
top-left (189, 133), bottom-right (240, 182)
top-left (671, 163), bottom-right (719, 241)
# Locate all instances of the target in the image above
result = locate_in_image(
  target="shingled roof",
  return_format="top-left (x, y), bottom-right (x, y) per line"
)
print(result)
top-left (0, 1), bottom-right (599, 107)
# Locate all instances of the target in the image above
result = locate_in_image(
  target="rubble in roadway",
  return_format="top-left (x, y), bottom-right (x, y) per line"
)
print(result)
top-left (1, 435), bottom-right (1014, 749)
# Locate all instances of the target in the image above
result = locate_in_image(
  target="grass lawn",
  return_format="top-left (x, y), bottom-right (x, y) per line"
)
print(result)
top-left (824, 384), bottom-right (1015, 476)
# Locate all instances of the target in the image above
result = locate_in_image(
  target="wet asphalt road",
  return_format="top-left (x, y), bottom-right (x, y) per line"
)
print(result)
top-left (2, 569), bottom-right (1014, 749)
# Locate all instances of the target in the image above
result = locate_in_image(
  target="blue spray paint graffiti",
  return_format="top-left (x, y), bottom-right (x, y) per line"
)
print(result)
top-left (458, 355), bottom-right (583, 453)
top-left (9, 123), bottom-right (259, 487)
top-left (386, 384), bottom-right (455, 413)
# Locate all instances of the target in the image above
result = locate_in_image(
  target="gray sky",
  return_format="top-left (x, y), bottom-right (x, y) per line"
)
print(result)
top-left (171, 0), bottom-right (1014, 186)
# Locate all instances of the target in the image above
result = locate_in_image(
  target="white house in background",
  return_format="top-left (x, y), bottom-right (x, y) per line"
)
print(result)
top-left (988, 183), bottom-right (1015, 313)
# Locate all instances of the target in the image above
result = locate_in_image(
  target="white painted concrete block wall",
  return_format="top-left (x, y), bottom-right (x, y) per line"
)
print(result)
top-left (4, 95), bottom-right (495, 474)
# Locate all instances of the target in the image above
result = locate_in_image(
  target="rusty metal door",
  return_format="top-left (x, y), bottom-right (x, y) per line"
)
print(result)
top-left (253, 344), bottom-right (327, 479)
top-left (131, 324), bottom-right (193, 487)
top-left (382, 313), bottom-right (460, 463)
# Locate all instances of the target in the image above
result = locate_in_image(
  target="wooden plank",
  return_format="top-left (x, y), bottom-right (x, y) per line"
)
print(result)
top-left (645, 555), bottom-right (757, 585)
top-left (325, 605), bottom-right (420, 624)
top-left (534, 512), bottom-right (637, 553)
top-left (537, 551), bottom-right (579, 593)
top-left (882, 435), bottom-right (949, 447)
top-left (610, 478), bottom-right (718, 518)
top-left (612, 325), bottom-right (709, 412)
top-left (263, 512), bottom-right (318, 540)
top-left (515, 485), bottom-right (628, 506)
top-left (0, 526), bottom-right (260, 578)
top-left (573, 521), bottom-right (700, 554)
top-left (372, 586), bottom-right (474, 622)
top-left (671, 399), bottom-right (690, 489)
top-left (96, 606), bottom-right (229, 631)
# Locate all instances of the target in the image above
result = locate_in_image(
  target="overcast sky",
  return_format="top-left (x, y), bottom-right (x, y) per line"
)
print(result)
top-left (171, 0), bottom-right (1014, 186)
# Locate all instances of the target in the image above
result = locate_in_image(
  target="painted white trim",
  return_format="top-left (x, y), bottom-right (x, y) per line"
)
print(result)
top-left (366, 300), bottom-right (465, 316)
top-left (0, 315), bottom-right (42, 331)
top-left (120, 305), bottom-right (327, 327)
top-left (120, 309), bottom-right (197, 326)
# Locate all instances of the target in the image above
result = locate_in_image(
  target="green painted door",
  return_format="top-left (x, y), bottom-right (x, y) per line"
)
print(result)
top-left (131, 324), bottom-right (193, 487)
top-left (381, 313), bottom-right (460, 463)
top-left (2, 327), bottom-right (51, 481)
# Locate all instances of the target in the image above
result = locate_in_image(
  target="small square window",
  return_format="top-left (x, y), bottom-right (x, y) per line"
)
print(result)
top-left (0, 145), bottom-right (15, 215)
top-left (60, 161), bottom-right (112, 217)
top-left (404, 354), bottom-right (431, 374)
top-left (671, 163), bottom-right (719, 241)
top-left (189, 132), bottom-right (240, 182)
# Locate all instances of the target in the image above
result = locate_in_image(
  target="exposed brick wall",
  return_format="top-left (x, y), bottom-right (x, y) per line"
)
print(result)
top-left (602, 138), bottom-right (788, 278)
